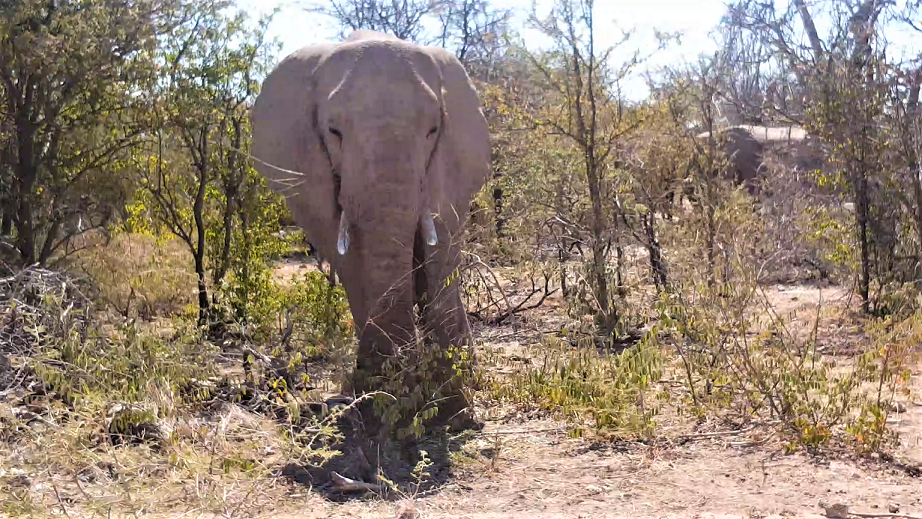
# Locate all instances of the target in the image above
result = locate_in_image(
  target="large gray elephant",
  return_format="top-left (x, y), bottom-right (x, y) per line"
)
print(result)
top-left (250, 30), bottom-right (491, 429)
top-left (693, 124), bottom-right (810, 196)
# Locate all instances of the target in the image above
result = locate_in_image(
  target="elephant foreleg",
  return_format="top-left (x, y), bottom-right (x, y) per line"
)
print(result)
top-left (413, 223), bottom-right (480, 431)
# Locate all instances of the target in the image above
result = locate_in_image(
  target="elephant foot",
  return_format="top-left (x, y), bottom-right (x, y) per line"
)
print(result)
top-left (425, 392), bottom-right (483, 433)
top-left (445, 405), bottom-right (483, 433)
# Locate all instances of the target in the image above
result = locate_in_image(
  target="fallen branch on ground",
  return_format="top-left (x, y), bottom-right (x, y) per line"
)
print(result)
top-left (676, 424), bottom-right (759, 442)
top-left (330, 471), bottom-right (384, 493)
top-left (485, 272), bottom-right (558, 325)
top-left (475, 426), bottom-right (569, 436)
top-left (819, 501), bottom-right (922, 519)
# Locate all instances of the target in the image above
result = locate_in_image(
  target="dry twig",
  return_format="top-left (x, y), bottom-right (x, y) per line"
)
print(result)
top-left (820, 502), bottom-right (922, 519)
top-left (676, 424), bottom-right (758, 442)
top-left (329, 471), bottom-right (384, 493)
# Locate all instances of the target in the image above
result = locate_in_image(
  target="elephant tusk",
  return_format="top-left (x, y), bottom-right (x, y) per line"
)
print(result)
top-left (421, 210), bottom-right (438, 246)
top-left (337, 211), bottom-right (350, 255)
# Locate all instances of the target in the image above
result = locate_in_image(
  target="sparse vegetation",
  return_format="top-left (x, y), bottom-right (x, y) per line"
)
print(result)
top-left (1, 0), bottom-right (921, 517)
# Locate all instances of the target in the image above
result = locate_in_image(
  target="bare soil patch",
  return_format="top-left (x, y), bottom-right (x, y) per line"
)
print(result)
top-left (156, 421), bottom-right (922, 519)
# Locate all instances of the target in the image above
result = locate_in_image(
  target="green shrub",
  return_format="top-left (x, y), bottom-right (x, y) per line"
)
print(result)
top-left (657, 276), bottom-right (914, 453)
top-left (34, 319), bottom-right (216, 408)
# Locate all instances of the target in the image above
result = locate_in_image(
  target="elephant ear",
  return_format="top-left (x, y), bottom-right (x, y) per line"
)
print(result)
top-left (250, 44), bottom-right (340, 264)
top-left (423, 48), bottom-right (491, 231)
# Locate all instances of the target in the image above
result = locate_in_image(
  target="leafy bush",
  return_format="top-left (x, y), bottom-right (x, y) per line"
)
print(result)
top-left (36, 320), bottom-right (215, 408)
top-left (223, 267), bottom-right (353, 361)
top-left (657, 273), bottom-right (914, 453)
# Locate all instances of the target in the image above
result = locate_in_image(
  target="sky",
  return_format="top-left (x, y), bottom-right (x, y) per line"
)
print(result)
top-left (235, 0), bottom-right (921, 101)
top-left (235, 0), bottom-right (728, 99)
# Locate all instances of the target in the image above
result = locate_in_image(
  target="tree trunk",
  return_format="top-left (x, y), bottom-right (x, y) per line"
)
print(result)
top-left (793, 0), bottom-right (823, 60)
top-left (13, 113), bottom-right (38, 266)
top-left (37, 217), bottom-right (60, 265)
top-left (194, 142), bottom-right (210, 323)
top-left (586, 155), bottom-right (610, 317)
top-left (0, 169), bottom-right (12, 236)
top-left (237, 196), bottom-right (253, 321)
top-left (492, 184), bottom-right (505, 238)
top-left (612, 203), bottom-right (626, 299)
top-left (855, 162), bottom-right (871, 313)
top-left (0, 211), bottom-right (10, 236)
top-left (704, 182), bottom-right (717, 288)
top-left (213, 117), bottom-right (243, 288)
top-left (215, 195), bottom-right (235, 287)
top-left (850, 13), bottom-right (878, 314)
top-left (558, 237), bottom-right (569, 298)
top-left (906, 69), bottom-right (922, 278)
top-left (642, 209), bottom-right (668, 291)
top-left (195, 250), bottom-right (209, 321)
top-left (14, 195), bottom-right (35, 265)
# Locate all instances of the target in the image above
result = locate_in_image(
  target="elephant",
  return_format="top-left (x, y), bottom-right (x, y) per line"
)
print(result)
top-left (250, 30), bottom-right (491, 430)
top-left (686, 124), bottom-right (811, 198)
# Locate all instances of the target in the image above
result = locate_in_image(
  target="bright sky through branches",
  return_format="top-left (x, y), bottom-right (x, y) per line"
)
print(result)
top-left (236, 0), bottom-right (726, 99)
top-left (236, 0), bottom-right (921, 101)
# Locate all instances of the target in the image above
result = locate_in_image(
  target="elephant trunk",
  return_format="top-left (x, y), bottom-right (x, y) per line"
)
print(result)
top-left (337, 206), bottom-right (423, 394)
top-left (333, 137), bottom-right (438, 392)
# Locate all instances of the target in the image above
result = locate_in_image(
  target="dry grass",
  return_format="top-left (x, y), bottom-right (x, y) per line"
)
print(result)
top-left (1, 401), bottom-right (298, 517)
top-left (68, 232), bottom-right (197, 319)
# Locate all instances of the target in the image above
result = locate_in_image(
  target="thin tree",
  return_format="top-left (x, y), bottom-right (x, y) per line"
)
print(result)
top-left (305, 0), bottom-right (443, 42)
top-left (0, 0), bottom-right (175, 266)
top-left (524, 0), bottom-right (642, 331)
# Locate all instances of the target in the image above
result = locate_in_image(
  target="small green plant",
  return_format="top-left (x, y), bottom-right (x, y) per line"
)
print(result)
top-left (368, 339), bottom-right (478, 440)
top-left (410, 448), bottom-right (433, 496)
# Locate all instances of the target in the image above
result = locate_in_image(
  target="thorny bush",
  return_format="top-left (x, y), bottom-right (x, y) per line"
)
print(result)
top-left (656, 254), bottom-right (915, 453)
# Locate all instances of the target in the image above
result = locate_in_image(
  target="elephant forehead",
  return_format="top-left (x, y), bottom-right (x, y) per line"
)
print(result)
top-left (319, 45), bottom-right (440, 116)
top-left (352, 87), bottom-right (435, 119)
top-left (349, 43), bottom-right (439, 84)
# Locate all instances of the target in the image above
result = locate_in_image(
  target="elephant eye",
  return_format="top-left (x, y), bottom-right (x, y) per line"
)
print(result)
top-left (329, 127), bottom-right (342, 139)
top-left (427, 126), bottom-right (438, 137)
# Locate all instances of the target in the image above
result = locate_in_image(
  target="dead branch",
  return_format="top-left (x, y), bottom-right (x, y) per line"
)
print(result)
top-left (482, 272), bottom-right (559, 325)
top-left (675, 424), bottom-right (759, 442)
top-left (329, 471), bottom-right (385, 493)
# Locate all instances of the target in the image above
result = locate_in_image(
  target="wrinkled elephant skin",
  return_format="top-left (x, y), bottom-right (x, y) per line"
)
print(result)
top-left (250, 30), bottom-right (491, 428)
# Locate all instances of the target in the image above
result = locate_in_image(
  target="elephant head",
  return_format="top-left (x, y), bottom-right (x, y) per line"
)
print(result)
top-left (250, 30), bottom-right (490, 423)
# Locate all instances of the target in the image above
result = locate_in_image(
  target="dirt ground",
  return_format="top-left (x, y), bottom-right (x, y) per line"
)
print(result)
top-left (276, 438), bottom-right (922, 519)
top-left (231, 271), bottom-right (922, 519)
